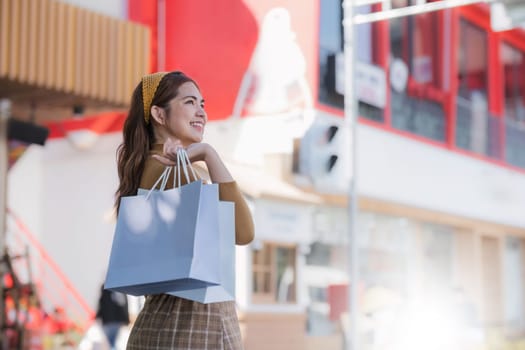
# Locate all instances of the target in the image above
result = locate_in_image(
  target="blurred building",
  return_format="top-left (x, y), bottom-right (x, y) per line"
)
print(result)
top-left (4, 1), bottom-right (525, 350)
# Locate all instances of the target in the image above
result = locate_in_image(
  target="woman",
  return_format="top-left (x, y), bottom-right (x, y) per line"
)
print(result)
top-left (115, 71), bottom-right (254, 349)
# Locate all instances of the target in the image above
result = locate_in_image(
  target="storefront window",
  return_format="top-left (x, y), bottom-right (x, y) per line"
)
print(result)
top-left (390, 1), bottom-right (446, 141)
top-left (252, 243), bottom-right (296, 304)
top-left (502, 44), bottom-right (525, 168)
top-left (420, 224), bottom-right (453, 295)
top-left (356, 213), bottom-right (467, 349)
top-left (305, 211), bottom-right (485, 346)
top-left (502, 45), bottom-right (525, 124)
top-left (305, 206), bottom-right (349, 336)
top-left (358, 214), bottom-right (459, 298)
top-left (455, 19), bottom-right (501, 158)
top-left (318, 0), bottom-right (385, 122)
top-left (359, 213), bottom-right (414, 296)
top-left (504, 237), bottom-right (525, 330)
top-left (304, 242), bottom-right (348, 336)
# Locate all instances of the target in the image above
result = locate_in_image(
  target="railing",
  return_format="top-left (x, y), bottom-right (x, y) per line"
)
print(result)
top-left (505, 118), bottom-right (525, 169)
top-left (456, 95), bottom-right (525, 169)
top-left (5, 208), bottom-right (95, 332)
top-left (455, 95), bottom-right (503, 159)
top-left (391, 90), bottom-right (446, 142)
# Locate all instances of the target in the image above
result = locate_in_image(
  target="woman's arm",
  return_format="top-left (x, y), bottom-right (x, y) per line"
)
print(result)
top-left (152, 139), bottom-right (254, 245)
top-left (189, 143), bottom-right (233, 183)
top-left (218, 181), bottom-right (254, 245)
top-left (153, 139), bottom-right (231, 182)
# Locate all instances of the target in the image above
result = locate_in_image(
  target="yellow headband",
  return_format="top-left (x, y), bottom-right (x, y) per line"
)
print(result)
top-left (142, 72), bottom-right (168, 124)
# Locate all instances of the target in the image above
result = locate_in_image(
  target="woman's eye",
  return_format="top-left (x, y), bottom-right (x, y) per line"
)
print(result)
top-left (200, 104), bottom-right (205, 109)
top-left (185, 100), bottom-right (194, 105)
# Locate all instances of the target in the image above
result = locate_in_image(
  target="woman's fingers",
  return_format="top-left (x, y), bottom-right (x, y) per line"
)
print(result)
top-left (163, 138), bottom-right (184, 160)
top-left (158, 140), bottom-right (211, 164)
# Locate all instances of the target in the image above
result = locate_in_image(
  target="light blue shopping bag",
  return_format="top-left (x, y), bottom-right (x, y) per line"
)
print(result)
top-left (168, 200), bottom-right (236, 303)
top-left (104, 152), bottom-right (221, 296)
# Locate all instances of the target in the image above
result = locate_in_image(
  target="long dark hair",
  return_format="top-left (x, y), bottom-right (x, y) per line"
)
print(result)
top-left (115, 71), bottom-right (197, 211)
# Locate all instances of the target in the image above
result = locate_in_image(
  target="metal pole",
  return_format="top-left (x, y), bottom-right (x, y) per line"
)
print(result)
top-left (0, 99), bottom-right (10, 253)
top-left (342, 1), bottom-right (359, 350)
top-left (354, 0), bottom-right (384, 6)
top-left (349, 0), bottom-right (490, 24)
top-left (0, 99), bottom-right (11, 336)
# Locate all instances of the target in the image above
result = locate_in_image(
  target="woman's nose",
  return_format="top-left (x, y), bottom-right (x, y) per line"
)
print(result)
top-left (197, 106), bottom-right (206, 118)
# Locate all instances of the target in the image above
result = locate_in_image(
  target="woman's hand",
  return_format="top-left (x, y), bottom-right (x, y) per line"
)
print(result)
top-left (152, 138), bottom-right (210, 165)
top-left (186, 143), bottom-right (213, 163)
top-left (151, 138), bottom-right (182, 166)
top-left (151, 138), bottom-right (233, 183)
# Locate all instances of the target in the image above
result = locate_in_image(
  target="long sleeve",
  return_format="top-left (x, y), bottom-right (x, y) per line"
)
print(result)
top-left (218, 181), bottom-right (254, 245)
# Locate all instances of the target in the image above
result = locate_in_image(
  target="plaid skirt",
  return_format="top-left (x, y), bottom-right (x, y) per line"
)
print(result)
top-left (126, 294), bottom-right (243, 350)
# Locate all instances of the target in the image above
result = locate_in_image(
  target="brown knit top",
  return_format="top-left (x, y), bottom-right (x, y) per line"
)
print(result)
top-left (139, 144), bottom-right (254, 245)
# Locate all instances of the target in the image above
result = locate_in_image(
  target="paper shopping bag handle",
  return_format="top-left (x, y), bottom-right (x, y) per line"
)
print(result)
top-left (144, 148), bottom-right (201, 200)
top-left (175, 149), bottom-right (200, 188)
top-left (145, 166), bottom-right (173, 200)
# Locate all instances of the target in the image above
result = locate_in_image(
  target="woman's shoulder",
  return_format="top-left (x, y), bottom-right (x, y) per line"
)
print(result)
top-left (140, 155), bottom-right (166, 189)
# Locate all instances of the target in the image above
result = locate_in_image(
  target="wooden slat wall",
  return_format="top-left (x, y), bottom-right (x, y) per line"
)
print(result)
top-left (19, 0), bottom-right (29, 82)
top-left (27, 0), bottom-right (39, 84)
top-left (36, 0), bottom-right (48, 86)
top-left (0, 0), bottom-right (150, 107)
top-left (8, 0), bottom-right (19, 80)
top-left (64, 4), bottom-right (76, 92)
top-left (46, 0), bottom-right (57, 88)
top-left (0, 0), bottom-right (8, 75)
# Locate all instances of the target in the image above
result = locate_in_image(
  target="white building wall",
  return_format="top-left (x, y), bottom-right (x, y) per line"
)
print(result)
top-left (40, 133), bottom-right (122, 310)
top-left (8, 146), bottom-right (45, 239)
top-left (357, 123), bottom-right (525, 229)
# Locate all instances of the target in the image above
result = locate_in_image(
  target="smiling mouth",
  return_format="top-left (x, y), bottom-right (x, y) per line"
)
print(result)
top-left (190, 121), bottom-right (204, 131)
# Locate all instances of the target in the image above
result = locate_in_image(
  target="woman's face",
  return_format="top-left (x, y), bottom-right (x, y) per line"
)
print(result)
top-left (157, 82), bottom-right (207, 146)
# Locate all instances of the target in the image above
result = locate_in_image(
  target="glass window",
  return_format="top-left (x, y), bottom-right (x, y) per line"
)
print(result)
top-left (481, 236), bottom-right (502, 324)
top-left (358, 213), bottom-right (415, 296)
top-left (304, 242), bottom-right (348, 336)
top-left (252, 245), bottom-right (272, 299)
top-left (318, 0), bottom-right (385, 122)
top-left (252, 243), bottom-right (296, 303)
top-left (356, 213), bottom-right (474, 350)
top-left (457, 21), bottom-right (488, 101)
top-left (503, 237), bottom-right (525, 330)
top-left (390, 1), bottom-right (446, 141)
top-left (455, 19), bottom-right (501, 158)
top-left (318, 0), bottom-right (343, 109)
top-left (502, 45), bottom-right (525, 124)
top-left (420, 224), bottom-right (453, 295)
top-left (358, 213), bottom-right (462, 299)
top-left (502, 44), bottom-right (525, 168)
